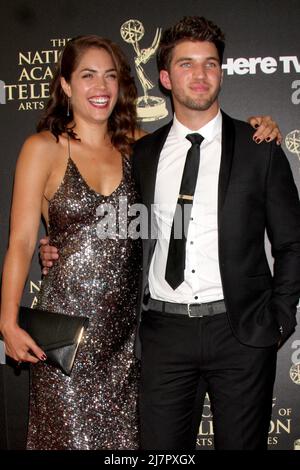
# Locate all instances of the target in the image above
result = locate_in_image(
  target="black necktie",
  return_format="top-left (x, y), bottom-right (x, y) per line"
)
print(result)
top-left (165, 133), bottom-right (204, 290)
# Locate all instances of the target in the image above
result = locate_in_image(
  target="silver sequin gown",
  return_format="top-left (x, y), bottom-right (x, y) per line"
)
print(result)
top-left (27, 154), bottom-right (141, 450)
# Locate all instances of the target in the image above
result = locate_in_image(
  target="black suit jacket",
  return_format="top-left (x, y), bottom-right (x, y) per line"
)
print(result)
top-left (132, 111), bottom-right (300, 357)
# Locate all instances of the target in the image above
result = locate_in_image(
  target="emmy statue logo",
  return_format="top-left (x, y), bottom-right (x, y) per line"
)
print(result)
top-left (285, 129), bottom-right (300, 172)
top-left (289, 362), bottom-right (300, 385)
top-left (120, 19), bottom-right (168, 122)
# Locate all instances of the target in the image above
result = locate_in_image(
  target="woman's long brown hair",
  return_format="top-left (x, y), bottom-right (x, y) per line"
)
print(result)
top-left (37, 35), bottom-right (138, 156)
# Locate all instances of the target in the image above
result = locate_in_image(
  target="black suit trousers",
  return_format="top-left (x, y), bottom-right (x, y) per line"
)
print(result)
top-left (139, 310), bottom-right (277, 450)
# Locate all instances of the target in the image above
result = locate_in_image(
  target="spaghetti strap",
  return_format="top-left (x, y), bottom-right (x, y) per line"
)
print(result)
top-left (65, 136), bottom-right (125, 198)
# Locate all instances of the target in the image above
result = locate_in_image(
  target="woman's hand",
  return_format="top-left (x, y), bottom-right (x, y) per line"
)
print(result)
top-left (248, 115), bottom-right (282, 145)
top-left (0, 323), bottom-right (46, 364)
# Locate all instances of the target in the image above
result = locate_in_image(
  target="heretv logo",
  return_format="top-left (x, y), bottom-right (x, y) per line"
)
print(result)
top-left (222, 56), bottom-right (300, 75)
top-left (0, 80), bottom-right (5, 104)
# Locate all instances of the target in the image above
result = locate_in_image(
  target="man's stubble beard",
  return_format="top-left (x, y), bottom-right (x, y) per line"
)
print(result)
top-left (175, 85), bottom-right (221, 112)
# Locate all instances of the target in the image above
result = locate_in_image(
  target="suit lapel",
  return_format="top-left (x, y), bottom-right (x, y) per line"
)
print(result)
top-left (218, 111), bottom-right (235, 220)
top-left (141, 121), bottom-right (173, 208)
top-left (140, 121), bottom-right (172, 278)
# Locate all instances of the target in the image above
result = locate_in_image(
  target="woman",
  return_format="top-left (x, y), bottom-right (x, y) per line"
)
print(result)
top-left (0, 35), bottom-right (144, 450)
top-left (0, 34), bottom-right (281, 450)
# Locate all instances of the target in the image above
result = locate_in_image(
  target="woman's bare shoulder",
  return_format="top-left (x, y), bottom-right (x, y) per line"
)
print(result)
top-left (22, 130), bottom-right (58, 151)
top-left (20, 131), bottom-right (66, 162)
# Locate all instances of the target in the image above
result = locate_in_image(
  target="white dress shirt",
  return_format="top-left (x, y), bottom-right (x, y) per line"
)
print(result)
top-left (149, 109), bottom-right (224, 303)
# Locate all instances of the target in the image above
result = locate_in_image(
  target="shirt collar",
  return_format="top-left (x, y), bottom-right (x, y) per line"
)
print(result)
top-left (172, 109), bottom-right (222, 143)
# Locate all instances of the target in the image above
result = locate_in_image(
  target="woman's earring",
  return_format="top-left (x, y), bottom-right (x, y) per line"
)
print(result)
top-left (67, 97), bottom-right (70, 117)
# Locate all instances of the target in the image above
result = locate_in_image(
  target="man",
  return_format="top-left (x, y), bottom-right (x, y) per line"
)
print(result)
top-left (40, 17), bottom-right (299, 450)
top-left (131, 16), bottom-right (300, 450)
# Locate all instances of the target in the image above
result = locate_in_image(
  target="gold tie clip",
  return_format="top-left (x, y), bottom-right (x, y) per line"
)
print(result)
top-left (178, 194), bottom-right (193, 201)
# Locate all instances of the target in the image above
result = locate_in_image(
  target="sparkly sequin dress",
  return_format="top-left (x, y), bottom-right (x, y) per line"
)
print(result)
top-left (27, 151), bottom-right (141, 450)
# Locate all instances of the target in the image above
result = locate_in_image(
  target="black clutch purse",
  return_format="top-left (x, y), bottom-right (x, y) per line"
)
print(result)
top-left (18, 306), bottom-right (89, 375)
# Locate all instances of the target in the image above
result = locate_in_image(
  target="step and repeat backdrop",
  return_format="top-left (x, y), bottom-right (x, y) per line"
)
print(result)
top-left (0, 0), bottom-right (299, 450)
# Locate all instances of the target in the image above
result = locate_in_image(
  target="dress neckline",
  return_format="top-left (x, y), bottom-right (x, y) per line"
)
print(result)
top-left (68, 155), bottom-right (125, 199)
top-left (66, 135), bottom-right (124, 198)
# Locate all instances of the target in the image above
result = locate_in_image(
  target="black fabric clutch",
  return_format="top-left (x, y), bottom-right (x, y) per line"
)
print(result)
top-left (18, 306), bottom-right (89, 375)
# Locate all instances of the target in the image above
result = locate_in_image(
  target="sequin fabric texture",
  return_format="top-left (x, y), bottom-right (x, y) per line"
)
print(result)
top-left (27, 154), bottom-right (142, 450)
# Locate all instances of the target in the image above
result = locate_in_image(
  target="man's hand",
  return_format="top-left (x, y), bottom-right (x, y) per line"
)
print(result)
top-left (248, 115), bottom-right (282, 145)
top-left (39, 237), bottom-right (59, 275)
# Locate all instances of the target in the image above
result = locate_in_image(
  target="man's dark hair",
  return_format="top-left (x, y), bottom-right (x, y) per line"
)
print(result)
top-left (157, 16), bottom-right (225, 72)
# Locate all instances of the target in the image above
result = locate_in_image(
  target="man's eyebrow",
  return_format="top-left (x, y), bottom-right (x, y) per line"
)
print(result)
top-left (175, 56), bottom-right (219, 63)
